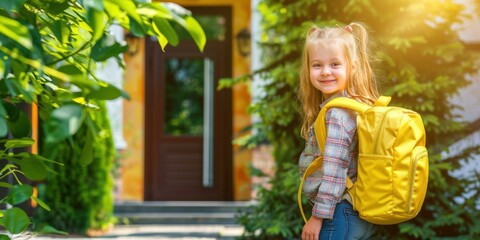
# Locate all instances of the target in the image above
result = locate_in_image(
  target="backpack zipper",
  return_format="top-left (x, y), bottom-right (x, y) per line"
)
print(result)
top-left (406, 147), bottom-right (428, 212)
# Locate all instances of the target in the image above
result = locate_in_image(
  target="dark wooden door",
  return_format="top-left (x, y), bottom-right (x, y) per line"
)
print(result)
top-left (144, 7), bottom-right (232, 201)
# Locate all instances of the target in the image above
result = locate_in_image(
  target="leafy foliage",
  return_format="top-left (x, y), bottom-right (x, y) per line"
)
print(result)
top-left (236, 0), bottom-right (480, 239)
top-left (35, 101), bottom-right (116, 234)
top-left (0, 0), bottom-right (205, 238)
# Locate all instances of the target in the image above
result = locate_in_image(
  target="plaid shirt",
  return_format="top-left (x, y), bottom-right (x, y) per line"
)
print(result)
top-left (298, 92), bottom-right (358, 219)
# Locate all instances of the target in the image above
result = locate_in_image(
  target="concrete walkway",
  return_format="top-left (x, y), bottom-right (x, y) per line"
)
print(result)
top-left (32, 224), bottom-right (244, 240)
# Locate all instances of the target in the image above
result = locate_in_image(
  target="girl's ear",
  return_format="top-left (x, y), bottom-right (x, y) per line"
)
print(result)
top-left (351, 61), bottom-right (358, 74)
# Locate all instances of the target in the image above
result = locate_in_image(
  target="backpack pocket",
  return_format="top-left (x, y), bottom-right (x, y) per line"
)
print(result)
top-left (355, 154), bottom-right (394, 220)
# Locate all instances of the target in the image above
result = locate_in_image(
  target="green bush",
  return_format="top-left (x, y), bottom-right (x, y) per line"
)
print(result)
top-left (35, 101), bottom-right (115, 234)
top-left (236, 0), bottom-right (480, 239)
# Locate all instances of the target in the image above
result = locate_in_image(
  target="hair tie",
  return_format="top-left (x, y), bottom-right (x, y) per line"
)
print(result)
top-left (308, 26), bottom-right (318, 36)
top-left (344, 25), bottom-right (353, 33)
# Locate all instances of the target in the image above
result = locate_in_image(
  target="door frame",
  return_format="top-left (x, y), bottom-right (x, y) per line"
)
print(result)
top-left (144, 6), bottom-right (233, 201)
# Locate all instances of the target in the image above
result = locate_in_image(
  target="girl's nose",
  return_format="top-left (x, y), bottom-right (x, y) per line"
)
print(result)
top-left (321, 67), bottom-right (331, 76)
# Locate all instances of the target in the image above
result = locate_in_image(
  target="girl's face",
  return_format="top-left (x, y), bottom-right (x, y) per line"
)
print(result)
top-left (308, 40), bottom-right (352, 99)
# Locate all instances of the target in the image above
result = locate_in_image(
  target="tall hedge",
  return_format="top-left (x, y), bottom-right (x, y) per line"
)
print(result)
top-left (35, 101), bottom-right (115, 234)
top-left (237, 0), bottom-right (480, 239)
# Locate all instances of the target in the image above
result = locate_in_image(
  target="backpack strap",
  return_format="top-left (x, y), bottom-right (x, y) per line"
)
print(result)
top-left (298, 156), bottom-right (323, 223)
top-left (298, 155), bottom-right (355, 223)
top-left (374, 96), bottom-right (391, 107)
top-left (314, 97), bottom-right (370, 152)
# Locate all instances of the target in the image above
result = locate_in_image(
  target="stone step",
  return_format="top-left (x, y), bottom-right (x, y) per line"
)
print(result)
top-left (114, 201), bottom-right (254, 225)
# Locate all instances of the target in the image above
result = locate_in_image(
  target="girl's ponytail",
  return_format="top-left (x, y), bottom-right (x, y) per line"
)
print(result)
top-left (347, 22), bottom-right (379, 104)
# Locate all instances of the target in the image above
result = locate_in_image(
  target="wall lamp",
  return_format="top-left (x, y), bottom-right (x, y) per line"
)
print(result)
top-left (235, 28), bottom-right (251, 57)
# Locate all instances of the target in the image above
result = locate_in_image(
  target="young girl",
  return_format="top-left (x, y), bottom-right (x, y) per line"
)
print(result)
top-left (298, 23), bottom-right (379, 240)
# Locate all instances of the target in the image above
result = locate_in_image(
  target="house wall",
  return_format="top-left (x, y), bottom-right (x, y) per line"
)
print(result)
top-left (451, 0), bottom-right (480, 123)
top-left (446, 0), bottom-right (480, 185)
top-left (119, 0), bottom-right (252, 201)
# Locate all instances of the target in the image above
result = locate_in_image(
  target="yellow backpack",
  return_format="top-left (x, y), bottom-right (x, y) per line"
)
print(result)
top-left (298, 96), bottom-right (429, 225)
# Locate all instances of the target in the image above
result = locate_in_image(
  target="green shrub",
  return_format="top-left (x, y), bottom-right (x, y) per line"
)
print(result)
top-left (35, 101), bottom-right (115, 234)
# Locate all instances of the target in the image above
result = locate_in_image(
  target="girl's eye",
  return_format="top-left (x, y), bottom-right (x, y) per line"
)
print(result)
top-left (332, 63), bottom-right (341, 67)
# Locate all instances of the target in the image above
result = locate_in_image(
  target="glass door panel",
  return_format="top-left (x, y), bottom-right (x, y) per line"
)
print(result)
top-left (164, 57), bottom-right (214, 187)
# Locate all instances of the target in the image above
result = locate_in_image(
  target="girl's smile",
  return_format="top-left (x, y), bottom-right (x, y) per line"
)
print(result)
top-left (318, 79), bottom-right (336, 84)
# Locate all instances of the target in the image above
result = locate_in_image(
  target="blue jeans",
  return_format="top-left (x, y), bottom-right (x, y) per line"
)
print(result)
top-left (319, 200), bottom-right (375, 240)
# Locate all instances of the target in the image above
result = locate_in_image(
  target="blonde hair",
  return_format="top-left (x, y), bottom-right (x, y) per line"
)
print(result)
top-left (299, 22), bottom-right (380, 139)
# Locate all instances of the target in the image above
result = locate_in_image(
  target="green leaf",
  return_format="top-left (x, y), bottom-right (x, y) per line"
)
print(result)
top-left (0, 182), bottom-right (13, 189)
top-left (87, 8), bottom-right (106, 42)
top-left (57, 63), bottom-right (84, 76)
top-left (18, 157), bottom-right (48, 181)
top-left (0, 15), bottom-right (32, 49)
top-left (0, 101), bottom-right (8, 118)
top-left (136, 7), bottom-right (160, 18)
top-left (143, 3), bottom-right (173, 19)
top-left (183, 16), bottom-right (206, 52)
top-left (4, 138), bottom-right (34, 149)
top-left (21, 152), bottom-right (62, 165)
top-left (103, 1), bottom-right (123, 19)
top-left (3, 102), bottom-right (31, 138)
top-left (3, 207), bottom-right (29, 234)
top-left (0, 118), bottom-right (7, 137)
top-left (31, 195), bottom-right (51, 212)
top-left (8, 185), bottom-right (33, 205)
top-left (0, 57), bottom-right (4, 77)
top-left (162, 2), bottom-right (191, 16)
top-left (0, 0), bottom-right (27, 13)
top-left (0, 164), bottom-right (17, 176)
top-left (8, 113), bottom-right (31, 138)
top-left (128, 18), bottom-right (145, 37)
top-left (45, 1), bottom-right (70, 15)
top-left (70, 77), bottom-right (100, 91)
top-left (0, 234), bottom-right (10, 240)
top-left (91, 43), bottom-right (128, 62)
top-left (152, 16), bottom-right (178, 47)
top-left (36, 224), bottom-right (68, 235)
top-left (91, 36), bottom-right (129, 61)
top-left (87, 82), bottom-right (129, 100)
top-left (133, 0), bottom-right (149, 4)
top-left (44, 104), bottom-right (84, 143)
top-left (56, 64), bottom-right (99, 90)
top-left (151, 22), bottom-right (169, 51)
top-left (79, 129), bottom-right (93, 166)
top-left (160, 2), bottom-right (205, 51)
top-left (107, 0), bottom-right (145, 35)
top-left (52, 21), bottom-right (71, 45)
top-left (82, 0), bottom-right (104, 11)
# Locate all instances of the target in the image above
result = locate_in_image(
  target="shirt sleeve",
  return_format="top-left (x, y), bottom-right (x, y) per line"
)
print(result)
top-left (312, 108), bottom-right (356, 219)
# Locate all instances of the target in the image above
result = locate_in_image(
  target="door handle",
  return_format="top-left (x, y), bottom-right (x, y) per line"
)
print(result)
top-left (203, 58), bottom-right (214, 188)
